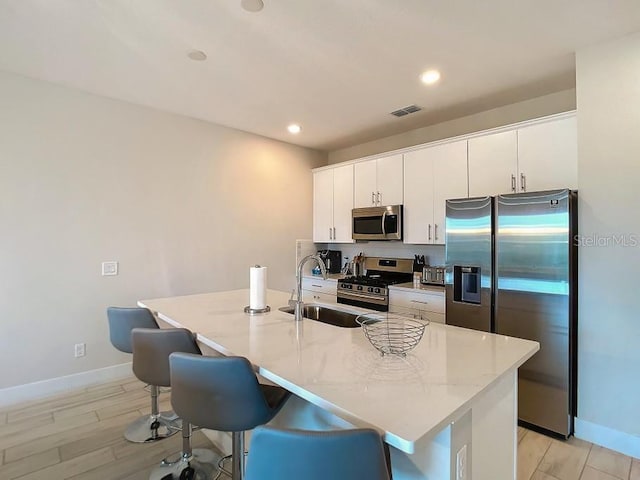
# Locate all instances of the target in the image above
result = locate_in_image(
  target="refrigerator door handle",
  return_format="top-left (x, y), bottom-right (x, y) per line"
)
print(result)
top-left (511, 174), bottom-right (516, 192)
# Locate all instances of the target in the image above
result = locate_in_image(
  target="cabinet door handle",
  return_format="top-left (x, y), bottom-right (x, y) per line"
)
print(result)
top-left (434, 224), bottom-right (438, 241)
top-left (511, 174), bottom-right (516, 192)
top-left (428, 224), bottom-right (432, 241)
top-left (521, 173), bottom-right (526, 192)
top-left (332, 227), bottom-right (336, 239)
top-left (410, 300), bottom-right (430, 305)
top-left (329, 227), bottom-right (333, 240)
top-left (311, 284), bottom-right (323, 288)
top-left (377, 191), bottom-right (381, 205)
top-left (371, 192), bottom-right (375, 205)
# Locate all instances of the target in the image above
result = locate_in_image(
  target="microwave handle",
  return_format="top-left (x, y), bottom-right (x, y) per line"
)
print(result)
top-left (381, 210), bottom-right (387, 236)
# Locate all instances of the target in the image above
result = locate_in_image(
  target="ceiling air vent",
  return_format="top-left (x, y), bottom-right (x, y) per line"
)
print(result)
top-left (390, 105), bottom-right (422, 117)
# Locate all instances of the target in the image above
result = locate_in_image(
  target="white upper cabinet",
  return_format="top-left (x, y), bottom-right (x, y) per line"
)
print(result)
top-left (313, 169), bottom-right (334, 243)
top-left (314, 113), bottom-right (577, 246)
top-left (468, 130), bottom-right (518, 197)
top-left (376, 154), bottom-right (404, 206)
top-left (517, 116), bottom-right (577, 192)
top-left (313, 164), bottom-right (354, 243)
top-left (354, 154), bottom-right (403, 207)
top-left (403, 150), bottom-right (432, 244)
top-left (404, 140), bottom-right (468, 244)
top-left (432, 141), bottom-right (469, 242)
top-left (354, 160), bottom-right (377, 208)
top-left (332, 164), bottom-right (355, 242)
top-left (468, 114), bottom-right (577, 196)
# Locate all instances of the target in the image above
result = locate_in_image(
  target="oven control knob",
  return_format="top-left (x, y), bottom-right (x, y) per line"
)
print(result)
top-left (368, 287), bottom-right (373, 293)
top-left (340, 283), bottom-right (346, 288)
top-left (375, 288), bottom-right (380, 294)
top-left (357, 286), bottom-right (363, 291)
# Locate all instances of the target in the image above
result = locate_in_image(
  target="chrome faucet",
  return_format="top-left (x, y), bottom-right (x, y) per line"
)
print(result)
top-left (294, 254), bottom-right (327, 321)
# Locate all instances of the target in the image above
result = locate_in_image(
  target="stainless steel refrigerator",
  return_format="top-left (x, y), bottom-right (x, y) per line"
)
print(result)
top-left (445, 189), bottom-right (578, 437)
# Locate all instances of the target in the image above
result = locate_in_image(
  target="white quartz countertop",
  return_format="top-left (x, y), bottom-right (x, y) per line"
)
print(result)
top-left (388, 282), bottom-right (446, 295)
top-left (139, 289), bottom-right (538, 454)
top-left (302, 273), bottom-right (341, 281)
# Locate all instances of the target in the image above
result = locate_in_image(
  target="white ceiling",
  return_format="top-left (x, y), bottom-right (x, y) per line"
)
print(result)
top-left (1, 1), bottom-right (640, 151)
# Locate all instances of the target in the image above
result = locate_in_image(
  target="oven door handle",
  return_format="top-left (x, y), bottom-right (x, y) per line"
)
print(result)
top-left (381, 210), bottom-right (387, 236)
top-left (338, 291), bottom-right (386, 302)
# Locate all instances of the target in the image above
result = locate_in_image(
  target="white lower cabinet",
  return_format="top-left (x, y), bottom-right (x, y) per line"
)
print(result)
top-left (389, 289), bottom-right (445, 324)
top-left (301, 278), bottom-right (337, 304)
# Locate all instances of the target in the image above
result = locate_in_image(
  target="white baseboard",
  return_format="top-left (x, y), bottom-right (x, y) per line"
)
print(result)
top-left (575, 417), bottom-right (640, 459)
top-left (0, 362), bottom-right (133, 409)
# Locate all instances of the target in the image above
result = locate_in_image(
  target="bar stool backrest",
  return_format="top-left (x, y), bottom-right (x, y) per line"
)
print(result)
top-left (131, 328), bottom-right (200, 387)
top-left (107, 307), bottom-right (158, 353)
top-left (245, 426), bottom-right (391, 480)
top-left (169, 353), bottom-right (275, 432)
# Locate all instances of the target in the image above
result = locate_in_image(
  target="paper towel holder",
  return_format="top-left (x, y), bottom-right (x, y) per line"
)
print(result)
top-left (246, 264), bottom-right (270, 314)
top-left (244, 305), bottom-right (271, 315)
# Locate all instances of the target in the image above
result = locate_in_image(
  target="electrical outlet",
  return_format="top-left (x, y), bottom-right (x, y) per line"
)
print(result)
top-left (456, 444), bottom-right (467, 480)
top-left (74, 343), bottom-right (86, 358)
top-left (101, 261), bottom-right (118, 276)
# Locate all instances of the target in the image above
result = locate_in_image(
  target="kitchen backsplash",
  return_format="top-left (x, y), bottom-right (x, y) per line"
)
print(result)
top-left (318, 242), bottom-right (445, 269)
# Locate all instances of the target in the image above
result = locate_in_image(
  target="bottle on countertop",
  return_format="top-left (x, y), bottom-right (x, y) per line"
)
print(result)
top-left (413, 272), bottom-right (423, 288)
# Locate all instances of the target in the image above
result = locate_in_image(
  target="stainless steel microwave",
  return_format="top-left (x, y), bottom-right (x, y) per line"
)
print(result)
top-left (352, 205), bottom-right (403, 241)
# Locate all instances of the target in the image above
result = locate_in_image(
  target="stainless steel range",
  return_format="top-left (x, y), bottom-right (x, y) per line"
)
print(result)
top-left (337, 257), bottom-right (413, 311)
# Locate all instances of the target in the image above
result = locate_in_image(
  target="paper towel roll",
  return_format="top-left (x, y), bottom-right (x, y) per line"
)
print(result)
top-left (249, 265), bottom-right (267, 310)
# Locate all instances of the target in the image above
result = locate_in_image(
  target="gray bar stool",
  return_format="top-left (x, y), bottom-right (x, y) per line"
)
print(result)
top-left (107, 306), bottom-right (180, 443)
top-left (245, 426), bottom-right (391, 480)
top-left (134, 329), bottom-right (220, 480)
top-left (165, 353), bottom-right (291, 480)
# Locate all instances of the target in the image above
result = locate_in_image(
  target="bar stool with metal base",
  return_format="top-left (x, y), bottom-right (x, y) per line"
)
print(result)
top-left (166, 353), bottom-right (291, 480)
top-left (133, 329), bottom-right (220, 480)
top-left (107, 306), bottom-right (180, 443)
top-left (245, 426), bottom-right (391, 480)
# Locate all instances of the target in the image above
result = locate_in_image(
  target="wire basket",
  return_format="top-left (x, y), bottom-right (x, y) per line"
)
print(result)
top-left (356, 313), bottom-right (428, 356)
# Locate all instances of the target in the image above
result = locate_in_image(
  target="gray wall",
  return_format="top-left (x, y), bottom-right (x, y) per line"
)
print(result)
top-left (575, 32), bottom-right (640, 443)
top-left (0, 70), bottom-right (325, 389)
top-left (328, 89), bottom-right (576, 163)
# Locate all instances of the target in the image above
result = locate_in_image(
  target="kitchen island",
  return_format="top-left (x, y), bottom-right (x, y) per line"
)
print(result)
top-left (139, 289), bottom-right (538, 480)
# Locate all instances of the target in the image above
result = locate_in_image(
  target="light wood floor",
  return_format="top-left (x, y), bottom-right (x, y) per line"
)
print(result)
top-left (1, 376), bottom-right (638, 480)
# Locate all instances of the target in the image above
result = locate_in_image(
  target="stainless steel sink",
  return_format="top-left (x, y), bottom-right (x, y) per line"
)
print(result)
top-left (278, 305), bottom-right (360, 328)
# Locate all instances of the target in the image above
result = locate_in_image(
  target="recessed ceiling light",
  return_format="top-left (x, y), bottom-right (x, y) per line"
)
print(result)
top-left (287, 124), bottom-right (302, 134)
top-left (187, 50), bottom-right (207, 61)
top-left (241, 0), bottom-right (264, 12)
top-left (420, 69), bottom-right (441, 85)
